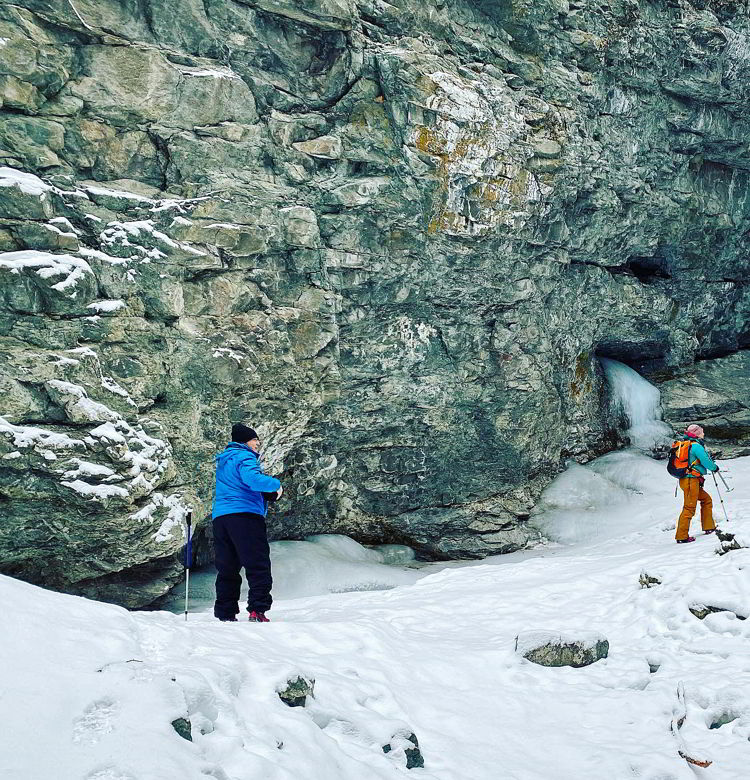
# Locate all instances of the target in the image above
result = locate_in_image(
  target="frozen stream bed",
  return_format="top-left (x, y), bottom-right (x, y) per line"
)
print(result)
top-left (3, 454), bottom-right (749, 780)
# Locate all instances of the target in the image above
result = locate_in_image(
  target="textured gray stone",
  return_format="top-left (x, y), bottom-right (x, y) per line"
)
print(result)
top-left (278, 676), bottom-right (314, 707)
top-left (639, 571), bottom-right (662, 589)
top-left (250, 0), bottom-right (357, 31)
top-left (716, 528), bottom-right (745, 555)
top-left (292, 135), bottom-right (342, 159)
top-left (659, 352), bottom-right (750, 456)
top-left (171, 717), bottom-right (192, 741)
top-left (689, 604), bottom-right (746, 621)
top-left (516, 631), bottom-right (610, 668)
top-left (0, 0), bottom-right (749, 605)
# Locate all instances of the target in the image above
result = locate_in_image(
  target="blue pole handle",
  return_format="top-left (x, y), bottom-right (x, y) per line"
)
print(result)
top-left (184, 510), bottom-right (193, 569)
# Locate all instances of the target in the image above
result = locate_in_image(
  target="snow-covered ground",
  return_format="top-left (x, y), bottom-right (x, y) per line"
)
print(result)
top-left (2, 454), bottom-right (749, 780)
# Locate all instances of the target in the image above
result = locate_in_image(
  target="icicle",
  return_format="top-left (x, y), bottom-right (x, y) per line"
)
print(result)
top-left (600, 358), bottom-right (673, 450)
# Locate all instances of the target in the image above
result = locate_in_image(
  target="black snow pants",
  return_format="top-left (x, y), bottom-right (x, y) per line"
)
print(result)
top-left (213, 512), bottom-right (272, 619)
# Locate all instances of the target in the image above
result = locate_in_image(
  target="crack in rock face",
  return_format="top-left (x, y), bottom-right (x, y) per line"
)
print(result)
top-left (1, 0), bottom-right (750, 604)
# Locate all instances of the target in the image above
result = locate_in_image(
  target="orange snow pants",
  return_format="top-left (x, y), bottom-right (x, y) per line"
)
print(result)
top-left (676, 477), bottom-right (715, 540)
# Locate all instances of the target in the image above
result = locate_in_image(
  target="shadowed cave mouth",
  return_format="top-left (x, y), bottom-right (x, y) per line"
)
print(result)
top-left (595, 338), bottom-right (669, 370)
top-left (624, 254), bottom-right (672, 282)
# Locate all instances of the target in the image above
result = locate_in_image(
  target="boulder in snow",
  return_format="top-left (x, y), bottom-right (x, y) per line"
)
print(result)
top-left (171, 717), bottom-right (192, 741)
top-left (689, 604), bottom-right (746, 621)
top-left (639, 571), bottom-right (662, 588)
top-left (515, 630), bottom-right (609, 668)
top-left (382, 731), bottom-right (424, 769)
top-left (278, 676), bottom-right (314, 707)
top-left (716, 529), bottom-right (746, 555)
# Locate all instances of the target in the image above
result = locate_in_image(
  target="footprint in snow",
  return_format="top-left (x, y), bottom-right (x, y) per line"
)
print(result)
top-left (85, 768), bottom-right (134, 780)
top-left (72, 698), bottom-right (118, 745)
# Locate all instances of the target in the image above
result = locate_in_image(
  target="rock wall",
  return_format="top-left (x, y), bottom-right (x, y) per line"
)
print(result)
top-left (1, 0), bottom-right (749, 605)
top-left (660, 351), bottom-right (750, 456)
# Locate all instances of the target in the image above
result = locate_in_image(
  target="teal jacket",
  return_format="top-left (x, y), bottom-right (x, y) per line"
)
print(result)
top-left (685, 436), bottom-right (718, 477)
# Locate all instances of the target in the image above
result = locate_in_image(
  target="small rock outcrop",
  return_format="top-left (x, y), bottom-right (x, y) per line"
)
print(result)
top-left (639, 571), bottom-right (662, 589)
top-left (171, 717), bottom-right (192, 742)
top-left (278, 676), bottom-right (315, 708)
top-left (382, 731), bottom-right (424, 770)
top-left (516, 630), bottom-right (609, 668)
top-left (689, 604), bottom-right (746, 621)
top-left (716, 529), bottom-right (746, 555)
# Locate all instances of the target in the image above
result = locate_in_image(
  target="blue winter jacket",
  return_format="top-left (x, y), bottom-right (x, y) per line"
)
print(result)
top-left (212, 442), bottom-right (281, 519)
top-left (684, 435), bottom-right (718, 478)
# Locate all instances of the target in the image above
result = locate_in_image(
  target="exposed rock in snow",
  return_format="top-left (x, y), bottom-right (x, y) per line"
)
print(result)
top-left (382, 731), bottom-right (424, 770)
top-left (0, 375), bottom-right (190, 604)
top-left (515, 630), bottom-right (610, 668)
top-left (689, 604), bottom-right (747, 621)
top-left (716, 528), bottom-right (747, 555)
top-left (639, 571), bottom-right (662, 589)
top-left (278, 676), bottom-right (315, 708)
top-left (170, 717), bottom-right (192, 742)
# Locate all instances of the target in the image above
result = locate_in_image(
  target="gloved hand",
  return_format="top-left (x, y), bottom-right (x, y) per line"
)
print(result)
top-left (262, 486), bottom-right (283, 503)
top-left (714, 465), bottom-right (720, 472)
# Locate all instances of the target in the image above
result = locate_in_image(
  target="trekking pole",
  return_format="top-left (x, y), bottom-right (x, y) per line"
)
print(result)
top-left (716, 470), bottom-right (733, 492)
top-left (184, 510), bottom-right (192, 621)
top-left (711, 473), bottom-right (730, 524)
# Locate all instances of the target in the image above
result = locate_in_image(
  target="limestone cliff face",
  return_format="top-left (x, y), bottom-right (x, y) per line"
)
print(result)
top-left (1, 0), bottom-right (749, 605)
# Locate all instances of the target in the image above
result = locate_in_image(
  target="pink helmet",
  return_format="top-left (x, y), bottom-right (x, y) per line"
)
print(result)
top-left (686, 424), bottom-right (704, 439)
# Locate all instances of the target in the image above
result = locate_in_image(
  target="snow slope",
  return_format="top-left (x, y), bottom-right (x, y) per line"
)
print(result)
top-left (2, 459), bottom-right (749, 780)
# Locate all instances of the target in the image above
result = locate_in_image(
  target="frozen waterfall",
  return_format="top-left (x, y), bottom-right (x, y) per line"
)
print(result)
top-left (600, 357), bottom-right (673, 450)
top-left (533, 358), bottom-right (675, 544)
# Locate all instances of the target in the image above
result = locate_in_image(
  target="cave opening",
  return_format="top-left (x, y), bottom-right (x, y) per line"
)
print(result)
top-left (595, 341), bottom-right (667, 366)
top-left (594, 336), bottom-right (671, 378)
top-left (625, 256), bottom-right (672, 282)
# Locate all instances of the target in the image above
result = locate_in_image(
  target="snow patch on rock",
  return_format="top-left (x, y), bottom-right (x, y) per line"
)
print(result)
top-left (0, 250), bottom-right (94, 296)
top-left (87, 299), bottom-right (126, 313)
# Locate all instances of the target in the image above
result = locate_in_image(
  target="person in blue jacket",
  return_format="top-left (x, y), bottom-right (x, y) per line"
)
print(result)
top-left (212, 422), bottom-right (282, 622)
top-left (676, 424), bottom-right (719, 543)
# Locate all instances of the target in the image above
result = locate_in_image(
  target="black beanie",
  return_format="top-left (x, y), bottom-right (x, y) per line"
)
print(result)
top-left (231, 423), bottom-right (258, 443)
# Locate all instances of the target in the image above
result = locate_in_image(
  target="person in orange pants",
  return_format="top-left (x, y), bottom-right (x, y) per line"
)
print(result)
top-left (676, 424), bottom-right (719, 544)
